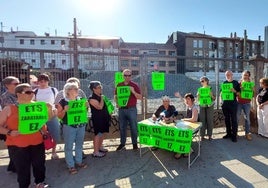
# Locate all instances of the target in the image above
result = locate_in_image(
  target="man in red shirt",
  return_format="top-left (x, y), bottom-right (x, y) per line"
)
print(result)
top-left (115, 69), bottom-right (142, 151)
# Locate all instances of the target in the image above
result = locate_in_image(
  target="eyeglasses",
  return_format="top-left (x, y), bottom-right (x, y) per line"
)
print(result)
top-left (10, 82), bottom-right (20, 86)
top-left (124, 74), bottom-right (132, 77)
top-left (21, 90), bottom-right (35, 95)
top-left (200, 80), bottom-right (205, 83)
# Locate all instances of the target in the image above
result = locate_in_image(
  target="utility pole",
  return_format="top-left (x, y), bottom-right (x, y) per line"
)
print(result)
top-left (0, 22), bottom-right (4, 48)
top-left (73, 18), bottom-right (79, 78)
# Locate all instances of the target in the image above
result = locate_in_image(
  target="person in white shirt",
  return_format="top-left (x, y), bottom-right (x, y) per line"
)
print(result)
top-left (35, 73), bottom-right (60, 160)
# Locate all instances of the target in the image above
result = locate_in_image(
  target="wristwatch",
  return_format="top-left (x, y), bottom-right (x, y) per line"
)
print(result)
top-left (7, 130), bottom-right (12, 136)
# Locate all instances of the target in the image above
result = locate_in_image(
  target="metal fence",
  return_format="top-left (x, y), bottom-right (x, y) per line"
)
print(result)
top-left (0, 48), bottom-right (257, 117)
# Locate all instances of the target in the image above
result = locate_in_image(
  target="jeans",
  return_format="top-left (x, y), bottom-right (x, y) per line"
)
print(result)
top-left (200, 105), bottom-right (214, 137)
top-left (8, 143), bottom-right (46, 188)
top-left (222, 101), bottom-right (238, 136)
top-left (46, 116), bottom-right (61, 143)
top-left (237, 102), bottom-right (251, 134)
top-left (118, 107), bottom-right (138, 145)
top-left (63, 124), bottom-right (86, 168)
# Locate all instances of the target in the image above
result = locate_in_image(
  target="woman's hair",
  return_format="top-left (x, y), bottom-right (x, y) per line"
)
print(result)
top-left (161, 95), bottom-right (170, 101)
top-left (200, 76), bottom-right (209, 84)
top-left (260, 77), bottom-right (268, 87)
top-left (66, 77), bottom-right (80, 87)
top-left (2, 76), bottom-right (19, 87)
top-left (242, 70), bottom-right (251, 77)
top-left (63, 82), bottom-right (79, 97)
top-left (37, 73), bottom-right (50, 82)
top-left (15, 83), bottom-right (31, 95)
top-left (184, 93), bottom-right (195, 101)
top-left (89, 81), bottom-right (102, 91)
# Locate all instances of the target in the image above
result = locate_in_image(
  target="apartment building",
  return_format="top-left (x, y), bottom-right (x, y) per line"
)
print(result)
top-left (167, 30), bottom-right (264, 74)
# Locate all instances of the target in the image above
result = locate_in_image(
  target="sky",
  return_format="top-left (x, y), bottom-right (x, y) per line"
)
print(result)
top-left (1, 0), bottom-right (268, 43)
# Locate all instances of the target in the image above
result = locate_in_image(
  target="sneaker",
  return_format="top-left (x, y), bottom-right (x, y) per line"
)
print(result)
top-left (35, 182), bottom-right (49, 188)
top-left (223, 134), bottom-right (231, 139)
top-left (99, 147), bottom-right (108, 153)
top-left (116, 144), bottom-right (126, 151)
top-left (174, 153), bottom-right (182, 159)
top-left (92, 152), bottom-right (106, 158)
top-left (245, 134), bottom-right (252, 141)
top-left (133, 144), bottom-right (138, 150)
top-left (82, 152), bottom-right (87, 159)
top-left (51, 153), bottom-right (59, 160)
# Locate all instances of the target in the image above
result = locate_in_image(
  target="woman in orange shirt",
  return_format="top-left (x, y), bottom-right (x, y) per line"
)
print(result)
top-left (0, 83), bottom-right (52, 188)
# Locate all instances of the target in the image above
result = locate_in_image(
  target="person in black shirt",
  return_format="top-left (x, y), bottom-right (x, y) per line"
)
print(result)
top-left (221, 70), bottom-right (241, 142)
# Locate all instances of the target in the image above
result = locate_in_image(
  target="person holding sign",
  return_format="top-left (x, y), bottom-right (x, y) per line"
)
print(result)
top-left (152, 95), bottom-right (177, 123)
top-left (221, 70), bottom-right (240, 142)
top-left (88, 81), bottom-right (111, 158)
top-left (0, 76), bottom-right (20, 173)
top-left (256, 78), bottom-right (268, 138)
top-left (56, 82), bottom-right (88, 175)
top-left (115, 69), bottom-right (142, 151)
top-left (237, 70), bottom-right (254, 141)
top-left (0, 83), bottom-right (53, 188)
top-left (197, 76), bottom-right (215, 141)
top-left (174, 93), bottom-right (198, 159)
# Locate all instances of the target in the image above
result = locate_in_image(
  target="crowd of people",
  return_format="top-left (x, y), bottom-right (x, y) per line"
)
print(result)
top-left (0, 68), bottom-right (267, 187)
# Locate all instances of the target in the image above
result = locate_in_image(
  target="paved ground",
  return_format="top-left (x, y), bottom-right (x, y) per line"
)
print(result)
top-left (1, 127), bottom-right (268, 188)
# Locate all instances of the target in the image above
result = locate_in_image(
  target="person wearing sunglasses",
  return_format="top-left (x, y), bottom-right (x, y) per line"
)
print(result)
top-left (114, 69), bottom-right (142, 151)
top-left (0, 76), bottom-right (20, 173)
top-left (197, 76), bottom-right (215, 141)
top-left (0, 83), bottom-right (53, 188)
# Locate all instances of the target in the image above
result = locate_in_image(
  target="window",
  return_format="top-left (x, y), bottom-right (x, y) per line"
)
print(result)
top-left (51, 40), bottom-right (55, 45)
top-left (131, 50), bottom-right (139, 55)
top-left (168, 51), bottom-right (175, 56)
top-left (121, 50), bottom-right (129, 54)
top-left (61, 40), bottom-right (65, 45)
top-left (168, 61), bottom-right (175, 67)
top-left (198, 40), bottom-right (203, 48)
top-left (159, 61), bottom-right (166, 67)
top-left (31, 59), bottom-right (36, 63)
top-left (131, 60), bottom-right (139, 67)
top-left (121, 60), bottom-right (129, 67)
top-left (62, 59), bottom-right (66, 65)
top-left (193, 40), bottom-right (198, 48)
top-left (30, 39), bottom-right (35, 45)
top-left (20, 39), bottom-right (24, 44)
top-left (159, 51), bottom-right (166, 55)
top-left (41, 40), bottom-right (45, 45)
top-left (193, 50), bottom-right (198, 56)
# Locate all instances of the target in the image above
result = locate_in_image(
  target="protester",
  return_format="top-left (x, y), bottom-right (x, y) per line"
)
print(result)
top-left (115, 69), bottom-right (142, 151)
top-left (0, 83), bottom-right (52, 188)
top-left (237, 70), bottom-right (254, 141)
top-left (152, 95), bottom-right (176, 123)
top-left (88, 81), bottom-right (110, 158)
top-left (0, 76), bottom-right (20, 173)
top-left (174, 93), bottom-right (198, 159)
top-left (256, 77), bottom-right (268, 138)
top-left (221, 70), bottom-right (240, 142)
top-left (56, 82), bottom-right (87, 175)
top-left (197, 76), bottom-right (215, 141)
top-left (34, 73), bottom-right (61, 159)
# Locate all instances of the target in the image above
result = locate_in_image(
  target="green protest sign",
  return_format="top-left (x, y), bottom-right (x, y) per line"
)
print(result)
top-left (103, 95), bottom-right (115, 115)
top-left (241, 90), bottom-right (253, 99)
top-left (115, 72), bottom-right (124, 87)
top-left (152, 72), bottom-right (165, 90)
top-left (173, 129), bottom-right (193, 153)
top-left (242, 81), bottom-right (254, 90)
top-left (18, 102), bottom-right (48, 134)
top-left (138, 123), bottom-right (152, 145)
top-left (116, 86), bottom-right (130, 107)
top-left (221, 92), bottom-right (234, 100)
top-left (67, 99), bottom-right (88, 125)
top-left (137, 120), bottom-right (194, 153)
top-left (221, 83), bottom-right (233, 92)
top-left (198, 87), bottom-right (212, 105)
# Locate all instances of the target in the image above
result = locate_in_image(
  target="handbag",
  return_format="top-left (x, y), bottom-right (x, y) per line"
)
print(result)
top-left (40, 130), bottom-right (56, 150)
